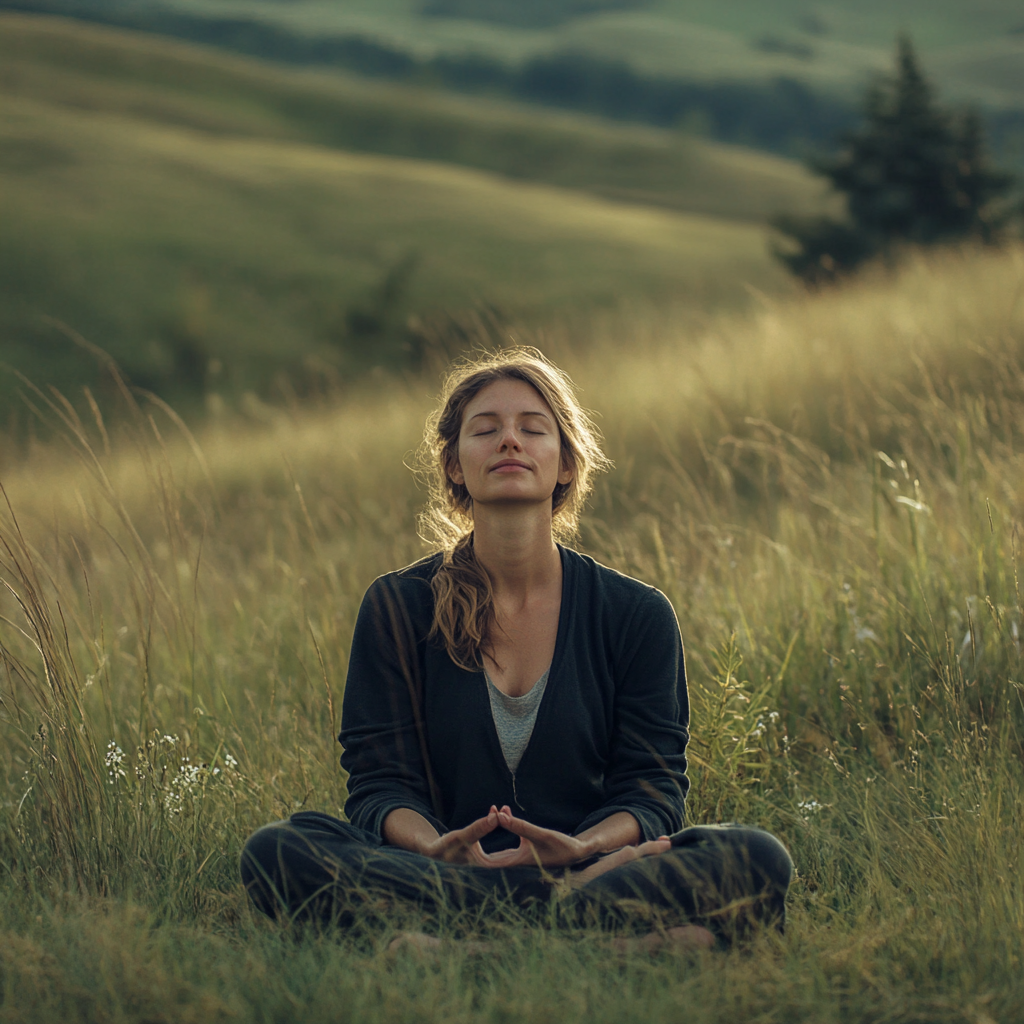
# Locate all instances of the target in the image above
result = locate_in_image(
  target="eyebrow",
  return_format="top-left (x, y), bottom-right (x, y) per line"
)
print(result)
top-left (468, 410), bottom-right (551, 422)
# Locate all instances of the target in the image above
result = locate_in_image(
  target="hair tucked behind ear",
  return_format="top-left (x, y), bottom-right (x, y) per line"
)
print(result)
top-left (415, 347), bottom-right (611, 671)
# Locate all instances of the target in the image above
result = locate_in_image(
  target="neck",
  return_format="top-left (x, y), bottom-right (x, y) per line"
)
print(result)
top-left (470, 505), bottom-right (561, 600)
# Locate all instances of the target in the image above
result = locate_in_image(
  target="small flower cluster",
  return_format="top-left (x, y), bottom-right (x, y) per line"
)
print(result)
top-left (797, 798), bottom-right (825, 822)
top-left (750, 710), bottom-right (780, 739)
top-left (163, 754), bottom-right (236, 815)
top-left (105, 742), bottom-right (127, 785)
top-left (100, 731), bottom-right (242, 814)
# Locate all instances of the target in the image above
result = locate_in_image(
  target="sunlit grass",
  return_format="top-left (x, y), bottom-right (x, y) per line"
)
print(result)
top-left (2, 246), bottom-right (1024, 1021)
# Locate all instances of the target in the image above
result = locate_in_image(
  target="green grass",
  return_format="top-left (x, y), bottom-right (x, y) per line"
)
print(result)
top-left (1, 13), bottom-right (824, 411)
top-left (2, 244), bottom-right (1024, 1021)
top-left (0, 93), bottom-right (789, 400)
top-left (0, 14), bottom-right (824, 220)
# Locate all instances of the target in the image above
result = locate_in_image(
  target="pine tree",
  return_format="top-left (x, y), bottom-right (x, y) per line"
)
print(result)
top-left (774, 35), bottom-right (1017, 284)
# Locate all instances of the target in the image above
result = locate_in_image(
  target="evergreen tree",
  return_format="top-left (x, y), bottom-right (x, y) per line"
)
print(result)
top-left (774, 35), bottom-right (1017, 284)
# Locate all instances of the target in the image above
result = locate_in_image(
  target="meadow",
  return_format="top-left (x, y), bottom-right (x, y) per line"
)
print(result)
top-left (2, 244), bottom-right (1024, 1022)
top-left (1, 13), bottom-right (819, 416)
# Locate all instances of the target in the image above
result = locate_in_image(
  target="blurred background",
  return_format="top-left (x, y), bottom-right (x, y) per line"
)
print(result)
top-left (1, 0), bottom-right (1022, 429)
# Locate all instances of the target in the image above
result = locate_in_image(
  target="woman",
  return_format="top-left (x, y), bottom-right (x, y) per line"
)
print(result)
top-left (241, 348), bottom-right (792, 949)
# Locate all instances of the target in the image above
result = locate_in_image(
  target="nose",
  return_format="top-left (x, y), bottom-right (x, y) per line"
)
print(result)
top-left (495, 422), bottom-right (522, 451)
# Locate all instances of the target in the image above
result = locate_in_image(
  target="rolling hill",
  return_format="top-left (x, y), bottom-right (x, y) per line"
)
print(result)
top-left (112, 0), bottom-right (1024, 110)
top-left (0, 13), bottom-right (827, 221)
top-left (0, 14), bottom-right (812, 415)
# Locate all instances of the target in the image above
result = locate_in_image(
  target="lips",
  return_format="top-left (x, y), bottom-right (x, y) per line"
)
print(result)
top-left (490, 459), bottom-right (530, 472)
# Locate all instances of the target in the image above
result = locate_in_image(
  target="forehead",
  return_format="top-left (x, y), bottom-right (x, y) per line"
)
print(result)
top-left (462, 377), bottom-right (552, 420)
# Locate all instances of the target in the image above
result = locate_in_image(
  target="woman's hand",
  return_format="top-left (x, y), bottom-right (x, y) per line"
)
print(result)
top-left (416, 806), bottom-right (502, 865)
top-left (472, 806), bottom-right (593, 868)
top-left (567, 836), bottom-right (672, 887)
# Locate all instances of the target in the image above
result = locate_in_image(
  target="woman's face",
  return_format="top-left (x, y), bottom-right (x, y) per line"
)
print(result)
top-left (449, 378), bottom-right (573, 510)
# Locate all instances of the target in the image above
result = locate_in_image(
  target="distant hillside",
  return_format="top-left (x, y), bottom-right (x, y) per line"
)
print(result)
top-left (14, 0), bottom-right (1019, 109)
top-left (4, 1), bottom-right (1021, 165)
top-left (421, 0), bottom-right (648, 29)
top-left (0, 15), bottom-right (827, 223)
top-left (0, 14), bottom-right (798, 421)
top-left (0, 1), bottom-right (861, 156)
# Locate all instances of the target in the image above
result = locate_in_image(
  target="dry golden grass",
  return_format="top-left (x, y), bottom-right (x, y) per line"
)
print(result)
top-left (1, 245), bottom-right (1023, 1023)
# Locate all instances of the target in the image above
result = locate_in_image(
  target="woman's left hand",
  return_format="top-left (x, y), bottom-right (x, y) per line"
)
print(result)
top-left (475, 806), bottom-right (593, 868)
top-left (565, 837), bottom-right (672, 887)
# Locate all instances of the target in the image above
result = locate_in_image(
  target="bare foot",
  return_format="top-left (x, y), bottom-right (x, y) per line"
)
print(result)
top-left (611, 925), bottom-right (716, 955)
top-left (388, 931), bottom-right (443, 956)
top-left (665, 925), bottom-right (716, 950)
top-left (387, 931), bottom-right (494, 958)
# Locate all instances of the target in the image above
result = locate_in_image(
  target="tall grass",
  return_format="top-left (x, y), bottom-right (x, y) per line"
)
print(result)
top-left (2, 246), bottom-right (1024, 1022)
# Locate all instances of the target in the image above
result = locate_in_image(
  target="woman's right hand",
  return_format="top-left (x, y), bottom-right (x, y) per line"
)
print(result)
top-left (416, 806), bottom-right (502, 865)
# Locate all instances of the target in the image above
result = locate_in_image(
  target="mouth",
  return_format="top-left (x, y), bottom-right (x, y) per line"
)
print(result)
top-left (490, 459), bottom-right (531, 472)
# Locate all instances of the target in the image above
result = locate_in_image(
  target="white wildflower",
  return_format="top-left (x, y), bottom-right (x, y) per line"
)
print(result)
top-left (164, 757), bottom-right (217, 814)
top-left (105, 742), bottom-right (127, 785)
top-left (797, 798), bottom-right (823, 821)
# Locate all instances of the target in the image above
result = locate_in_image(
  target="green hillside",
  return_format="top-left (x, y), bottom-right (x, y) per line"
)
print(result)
top-left (0, 15), bottom-right (805, 414)
top-left (153, 0), bottom-right (1024, 108)
top-left (0, 14), bottom-right (825, 221)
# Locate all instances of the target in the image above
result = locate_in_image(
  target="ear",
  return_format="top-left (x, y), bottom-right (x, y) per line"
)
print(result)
top-left (557, 454), bottom-right (575, 487)
top-left (447, 453), bottom-right (465, 487)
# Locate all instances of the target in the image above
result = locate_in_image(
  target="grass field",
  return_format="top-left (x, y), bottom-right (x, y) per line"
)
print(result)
top-left (159, 0), bottom-right (1024, 107)
top-left (2, 244), bottom-right (1024, 1022)
top-left (0, 13), bottom-right (826, 220)
top-left (1, 13), bottom-right (822, 412)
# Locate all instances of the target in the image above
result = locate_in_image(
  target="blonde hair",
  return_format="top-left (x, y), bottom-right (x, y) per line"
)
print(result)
top-left (417, 347), bottom-right (611, 670)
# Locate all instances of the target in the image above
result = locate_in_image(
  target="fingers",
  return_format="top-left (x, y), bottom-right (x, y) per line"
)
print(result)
top-left (566, 838), bottom-right (671, 887)
top-left (636, 838), bottom-right (672, 858)
top-left (496, 806), bottom-right (552, 841)
top-left (453, 807), bottom-right (500, 845)
top-left (566, 847), bottom-right (634, 887)
top-left (434, 808), bottom-right (500, 861)
top-left (472, 838), bottom-right (535, 869)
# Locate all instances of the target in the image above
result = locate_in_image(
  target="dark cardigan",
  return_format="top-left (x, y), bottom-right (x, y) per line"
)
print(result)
top-left (339, 546), bottom-right (690, 851)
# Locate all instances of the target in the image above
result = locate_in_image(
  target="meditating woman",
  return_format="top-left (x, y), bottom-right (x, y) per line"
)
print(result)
top-left (241, 348), bottom-right (792, 949)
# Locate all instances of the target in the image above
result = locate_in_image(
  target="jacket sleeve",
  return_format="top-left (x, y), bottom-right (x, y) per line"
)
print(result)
top-left (573, 587), bottom-right (690, 841)
top-left (339, 574), bottom-right (447, 839)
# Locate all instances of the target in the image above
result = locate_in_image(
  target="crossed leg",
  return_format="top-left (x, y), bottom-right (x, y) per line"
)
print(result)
top-left (241, 813), bottom-right (792, 949)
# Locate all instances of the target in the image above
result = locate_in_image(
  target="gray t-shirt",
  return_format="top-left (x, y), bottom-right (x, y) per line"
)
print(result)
top-left (485, 670), bottom-right (550, 774)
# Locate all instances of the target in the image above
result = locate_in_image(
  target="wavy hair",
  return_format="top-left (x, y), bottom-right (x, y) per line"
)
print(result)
top-left (416, 347), bottom-right (611, 671)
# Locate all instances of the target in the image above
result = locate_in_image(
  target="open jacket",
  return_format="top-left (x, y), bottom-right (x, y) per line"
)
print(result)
top-left (339, 546), bottom-right (690, 851)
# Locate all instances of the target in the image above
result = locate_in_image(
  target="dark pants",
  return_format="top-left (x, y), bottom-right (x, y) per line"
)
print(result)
top-left (240, 813), bottom-right (793, 943)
